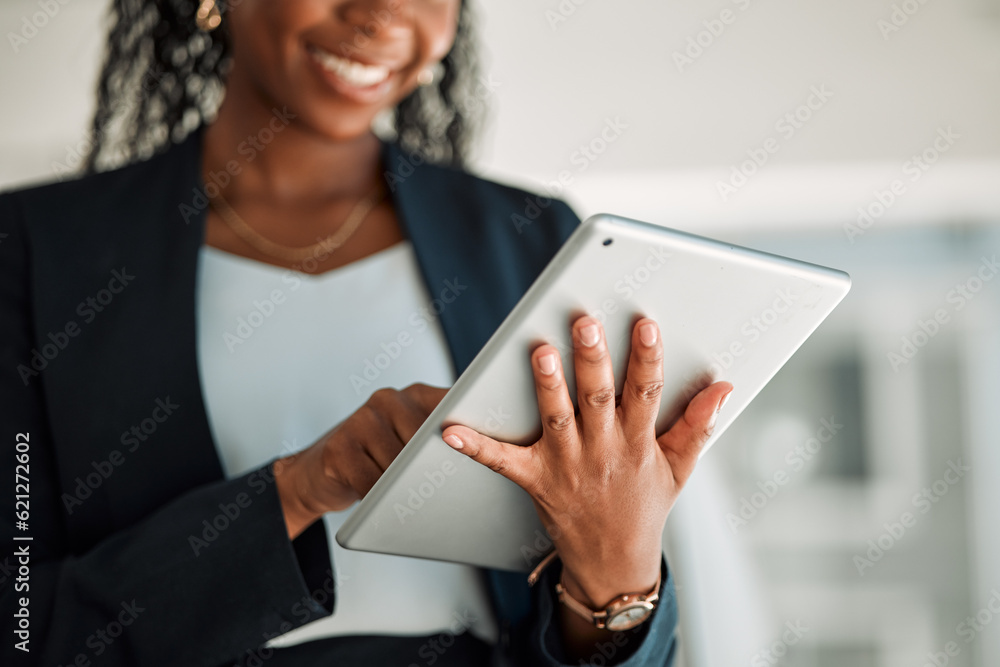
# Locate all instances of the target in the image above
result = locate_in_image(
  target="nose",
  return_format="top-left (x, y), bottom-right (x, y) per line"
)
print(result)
top-left (337, 0), bottom-right (413, 44)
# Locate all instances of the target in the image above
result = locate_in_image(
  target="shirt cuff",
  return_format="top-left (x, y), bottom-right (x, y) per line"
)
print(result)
top-left (520, 556), bottom-right (679, 667)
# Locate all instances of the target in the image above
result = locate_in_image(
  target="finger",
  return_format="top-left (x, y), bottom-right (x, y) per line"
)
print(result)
top-left (441, 425), bottom-right (539, 493)
top-left (531, 344), bottom-right (579, 456)
top-left (402, 382), bottom-right (450, 414)
top-left (368, 386), bottom-right (439, 445)
top-left (619, 318), bottom-right (664, 445)
top-left (658, 381), bottom-right (733, 487)
top-left (571, 316), bottom-right (617, 442)
top-left (355, 405), bottom-right (407, 470)
top-left (342, 448), bottom-right (386, 499)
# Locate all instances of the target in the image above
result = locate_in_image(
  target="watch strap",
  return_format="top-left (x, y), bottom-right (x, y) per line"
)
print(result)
top-left (555, 571), bottom-right (661, 629)
top-left (526, 549), bottom-right (662, 630)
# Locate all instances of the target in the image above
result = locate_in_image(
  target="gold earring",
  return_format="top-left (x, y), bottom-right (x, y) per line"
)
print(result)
top-left (416, 67), bottom-right (436, 87)
top-left (196, 0), bottom-right (222, 32)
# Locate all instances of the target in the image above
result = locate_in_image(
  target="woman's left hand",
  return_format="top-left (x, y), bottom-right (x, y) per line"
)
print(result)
top-left (441, 315), bottom-right (733, 609)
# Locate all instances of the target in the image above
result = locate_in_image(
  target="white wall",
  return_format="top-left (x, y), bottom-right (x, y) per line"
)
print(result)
top-left (0, 0), bottom-right (106, 186)
top-left (477, 0), bottom-right (1000, 171)
top-left (471, 0), bottom-right (1000, 229)
top-left (3, 0), bottom-right (1000, 221)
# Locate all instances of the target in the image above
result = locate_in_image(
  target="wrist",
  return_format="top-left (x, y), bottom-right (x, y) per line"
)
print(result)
top-left (559, 549), bottom-right (662, 609)
top-left (274, 453), bottom-right (324, 539)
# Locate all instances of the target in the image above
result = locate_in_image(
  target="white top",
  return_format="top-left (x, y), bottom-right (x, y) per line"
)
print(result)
top-left (194, 241), bottom-right (499, 648)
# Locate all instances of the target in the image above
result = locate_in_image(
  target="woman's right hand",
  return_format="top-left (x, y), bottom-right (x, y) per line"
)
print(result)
top-left (274, 383), bottom-right (449, 539)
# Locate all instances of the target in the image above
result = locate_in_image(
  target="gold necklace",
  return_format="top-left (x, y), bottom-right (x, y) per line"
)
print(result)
top-left (207, 182), bottom-right (386, 263)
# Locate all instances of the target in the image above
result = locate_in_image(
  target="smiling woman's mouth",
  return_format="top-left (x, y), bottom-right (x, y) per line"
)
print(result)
top-left (306, 43), bottom-right (392, 88)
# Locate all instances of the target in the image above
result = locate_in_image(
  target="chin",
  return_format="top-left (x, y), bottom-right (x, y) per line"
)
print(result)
top-left (287, 99), bottom-right (385, 145)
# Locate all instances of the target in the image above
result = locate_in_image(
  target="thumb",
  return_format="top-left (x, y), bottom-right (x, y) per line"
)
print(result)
top-left (441, 425), bottom-right (538, 493)
top-left (658, 381), bottom-right (733, 487)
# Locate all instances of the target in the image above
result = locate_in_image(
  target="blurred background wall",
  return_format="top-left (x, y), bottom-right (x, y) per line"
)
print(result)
top-left (2, 1), bottom-right (999, 666)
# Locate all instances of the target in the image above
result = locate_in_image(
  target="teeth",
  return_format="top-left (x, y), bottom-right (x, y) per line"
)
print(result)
top-left (309, 45), bottom-right (390, 87)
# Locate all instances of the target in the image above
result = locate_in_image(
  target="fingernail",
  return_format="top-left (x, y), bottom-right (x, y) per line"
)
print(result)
top-left (443, 434), bottom-right (463, 450)
top-left (579, 324), bottom-right (599, 347)
top-left (538, 353), bottom-right (557, 375)
top-left (717, 389), bottom-right (733, 413)
top-left (639, 322), bottom-right (658, 346)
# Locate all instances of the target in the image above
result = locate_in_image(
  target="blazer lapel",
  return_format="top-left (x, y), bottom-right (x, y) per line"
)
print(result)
top-left (380, 141), bottom-right (509, 378)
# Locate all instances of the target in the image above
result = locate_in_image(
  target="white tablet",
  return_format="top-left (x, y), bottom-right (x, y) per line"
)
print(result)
top-left (336, 213), bottom-right (851, 572)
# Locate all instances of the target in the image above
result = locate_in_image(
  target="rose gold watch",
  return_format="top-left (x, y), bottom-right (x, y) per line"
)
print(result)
top-left (527, 550), bottom-right (661, 631)
top-left (555, 572), bottom-right (661, 631)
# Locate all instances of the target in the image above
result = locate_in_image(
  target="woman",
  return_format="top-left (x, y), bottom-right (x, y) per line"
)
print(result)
top-left (0, 1), bottom-right (732, 665)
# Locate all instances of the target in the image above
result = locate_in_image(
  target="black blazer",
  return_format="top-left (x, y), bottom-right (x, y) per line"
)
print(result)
top-left (0, 126), bottom-right (678, 666)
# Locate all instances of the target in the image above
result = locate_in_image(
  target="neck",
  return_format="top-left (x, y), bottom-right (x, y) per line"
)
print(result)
top-left (202, 75), bottom-right (383, 204)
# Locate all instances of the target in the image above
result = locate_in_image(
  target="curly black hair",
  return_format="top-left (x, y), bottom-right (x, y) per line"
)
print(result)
top-left (83, 0), bottom-right (481, 173)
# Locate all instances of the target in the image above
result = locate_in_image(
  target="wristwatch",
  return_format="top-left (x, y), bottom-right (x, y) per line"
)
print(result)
top-left (527, 550), bottom-right (661, 631)
top-left (555, 571), bottom-right (660, 631)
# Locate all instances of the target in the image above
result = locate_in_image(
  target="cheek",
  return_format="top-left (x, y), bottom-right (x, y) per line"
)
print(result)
top-left (228, 2), bottom-right (312, 80)
top-left (420, 4), bottom-right (461, 63)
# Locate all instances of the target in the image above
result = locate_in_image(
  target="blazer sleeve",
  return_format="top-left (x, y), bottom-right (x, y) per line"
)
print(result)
top-left (511, 557), bottom-right (678, 666)
top-left (501, 199), bottom-right (680, 666)
top-left (0, 193), bottom-right (335, 667)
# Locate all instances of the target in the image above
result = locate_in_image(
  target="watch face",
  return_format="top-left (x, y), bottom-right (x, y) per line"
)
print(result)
top-left (606, 603), bottom-right (653, 631)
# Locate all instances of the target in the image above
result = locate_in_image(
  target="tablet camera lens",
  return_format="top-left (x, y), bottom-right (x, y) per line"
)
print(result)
top-left (603, 238), bottom-right (613, 246)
